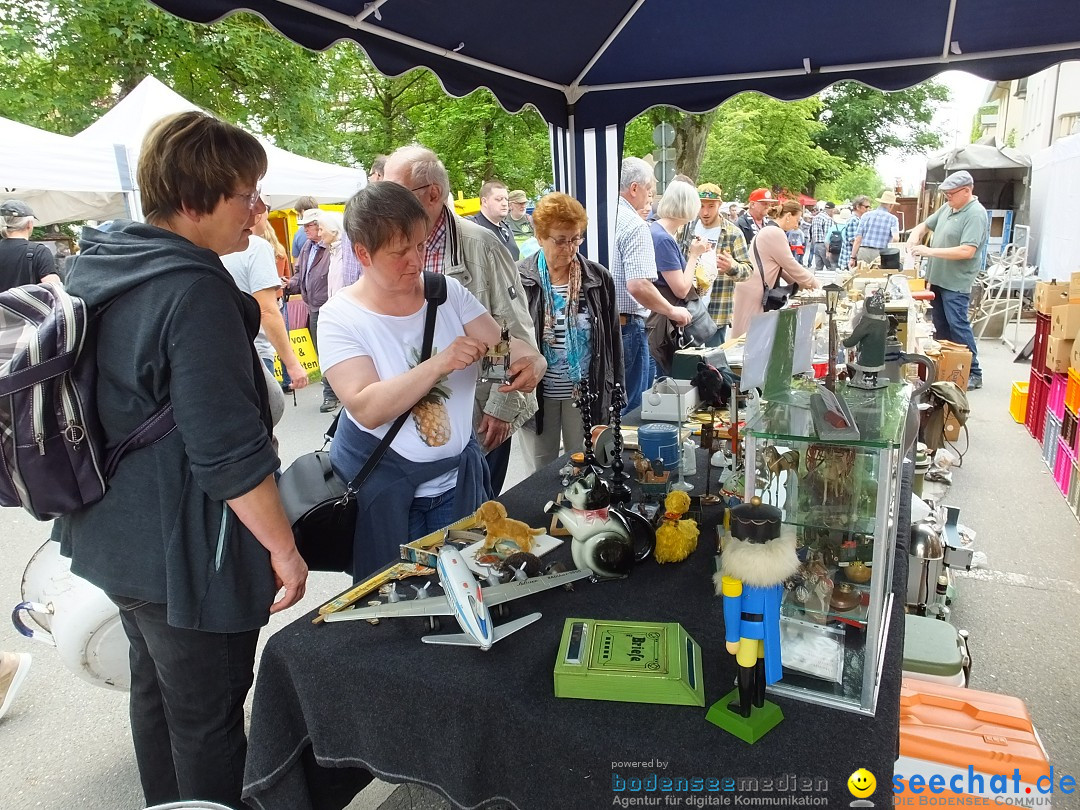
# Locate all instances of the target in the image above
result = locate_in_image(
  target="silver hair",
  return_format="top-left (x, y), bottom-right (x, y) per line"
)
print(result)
top-left (1, 215), bottom-right (34, 236)
top-left (620, 157), bottom-right (654, 193)
top-left (656, 180), bottom-right (701, 221)
top-left (315, 210), bottom-right (344, 238)
top-left (852, 195), bottom-right (872, 208)
top-left (389, 144), bottom-right (450, 197)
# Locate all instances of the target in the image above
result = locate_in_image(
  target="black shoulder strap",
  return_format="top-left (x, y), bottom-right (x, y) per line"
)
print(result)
top-left (338, 271), bottom-right (446, 495)
top-left (103, 403), bottom-right (176, 480)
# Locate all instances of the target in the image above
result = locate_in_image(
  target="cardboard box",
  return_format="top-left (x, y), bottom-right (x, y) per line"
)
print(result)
top-left (1035, 280), bottom-right (1069, 314)
top-left (1051, 303), bottom-right (1080, 339)
top-left (930, 340), bottom-right (972, 391)
top-left (1071, 333), bottom-right (1080, 371)
top-left (1071, 271), bottom-right (1080, 302)
top-left (1046, 336), bottom-right (1074, 374)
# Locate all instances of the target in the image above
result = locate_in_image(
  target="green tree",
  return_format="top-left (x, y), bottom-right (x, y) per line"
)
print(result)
top-left (813, 163), bottom-right (886, 204)
top-left (815, 81), bottom-right (950, 167)
top-left (698, 94), bottom-right (841, 199)
top-left (0, 0), bottom-right (333, 158)
top-left (623, 108), bottom-right (716, 181)
top-left (410, 90), bottom-right (551, 196)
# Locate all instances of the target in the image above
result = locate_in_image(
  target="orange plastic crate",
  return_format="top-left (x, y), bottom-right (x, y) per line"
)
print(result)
top-left (1066, 368), bottom-right (1080, 416)
top-left (1010, 381), bottom-right (1029, 423)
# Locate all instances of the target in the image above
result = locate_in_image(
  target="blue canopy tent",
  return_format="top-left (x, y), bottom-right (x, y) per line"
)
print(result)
top-left (151, 0), bottom-right (1080, 265)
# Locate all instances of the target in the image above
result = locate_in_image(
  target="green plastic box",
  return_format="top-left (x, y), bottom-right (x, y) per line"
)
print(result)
top-left (553, 618), bottom-right (705, 706)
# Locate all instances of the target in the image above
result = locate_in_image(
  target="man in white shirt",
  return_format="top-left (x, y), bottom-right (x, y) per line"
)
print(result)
top-left (612, 157), bottom-right (691, 413)
top-left (221, 210), bottom-right (308, 390)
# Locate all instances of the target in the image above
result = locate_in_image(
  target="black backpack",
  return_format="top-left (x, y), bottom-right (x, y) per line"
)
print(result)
top-left (828, 225), bottom-right (843, 255)
top-left (0, 282), bottom-right (174, 520)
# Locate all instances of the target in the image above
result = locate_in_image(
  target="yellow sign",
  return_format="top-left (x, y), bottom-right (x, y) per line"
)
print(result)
top-left (272, 327), bottom-right (322, 382)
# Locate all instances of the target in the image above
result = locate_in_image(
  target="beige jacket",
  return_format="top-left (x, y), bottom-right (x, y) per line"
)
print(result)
top-left (442, 209), bottom-right (539, 432)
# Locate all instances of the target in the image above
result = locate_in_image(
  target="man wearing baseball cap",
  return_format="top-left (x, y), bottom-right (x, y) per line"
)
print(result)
top-left (506, 190), bottom-right (534, 242)
top-left (694, 183), bottom-right (753, 344)
top-left (851, 190), bottom-right (901, 265)
top-left (907, 171), bottom-right (987, 389)
top-left (0, 199), bottom-right (62, 291)
top-left (736, 188), bottom-right (778, 248)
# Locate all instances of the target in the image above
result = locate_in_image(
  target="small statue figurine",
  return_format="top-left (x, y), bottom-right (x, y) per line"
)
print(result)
top-left (706, 497), bottom-right (800, 743)
top-left (842, 288), bottom-right (888, 389)
top-left (479, 320), bottom-right (511, 383)
top-left (545, 471), bottom-right (654, 580)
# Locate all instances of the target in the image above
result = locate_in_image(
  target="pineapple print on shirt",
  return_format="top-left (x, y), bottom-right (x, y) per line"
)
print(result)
top-left (410, 347), bottom-right (452, 447)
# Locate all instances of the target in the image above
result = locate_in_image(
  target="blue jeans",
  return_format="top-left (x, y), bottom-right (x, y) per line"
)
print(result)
top-left (407, 489), bottom-right (457, 540)
top-left (621, 316), bottom-right (649, 414)
top-left (705, 325), bottom-right (728, 347)
top-left (109, 596), bottom-right (259, 808)
top-left (485, 437), bottom-right (512, 496)
top-left (930, 284), bottom-right (982, 378)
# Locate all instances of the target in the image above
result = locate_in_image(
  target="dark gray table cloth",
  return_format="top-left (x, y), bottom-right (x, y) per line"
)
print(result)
top-left (243, 444), bottom-right (910, 810)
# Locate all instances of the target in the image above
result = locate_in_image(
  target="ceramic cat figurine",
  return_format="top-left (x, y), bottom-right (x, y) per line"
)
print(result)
top-left (545, 471), bottom-right (653, 579)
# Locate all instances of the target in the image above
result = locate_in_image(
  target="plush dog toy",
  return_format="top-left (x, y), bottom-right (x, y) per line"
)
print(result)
top-left (654, 490), bottom-right (699, 563)
top-left (691, 361), bottom-right (730, 408)
top-left (474, 500), bottom-right (544, 553)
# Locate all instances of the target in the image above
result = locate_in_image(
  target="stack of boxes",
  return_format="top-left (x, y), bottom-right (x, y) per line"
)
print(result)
top-left (1026, 276), bottom-right (1080, 518)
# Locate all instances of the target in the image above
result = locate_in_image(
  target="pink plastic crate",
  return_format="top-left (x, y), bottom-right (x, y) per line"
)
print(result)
top-left (1055, 440), bottom-right (1076, 496)
top-left (1049, 374), bottom-right (1068, 420)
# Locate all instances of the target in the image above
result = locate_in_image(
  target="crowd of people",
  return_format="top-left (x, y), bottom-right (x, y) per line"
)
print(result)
top-left (0, 104), bottom-right (990, 805)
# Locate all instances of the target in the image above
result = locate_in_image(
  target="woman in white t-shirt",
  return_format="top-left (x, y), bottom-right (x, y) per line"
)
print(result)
top-left (318, 183), bottom-right (543, 579)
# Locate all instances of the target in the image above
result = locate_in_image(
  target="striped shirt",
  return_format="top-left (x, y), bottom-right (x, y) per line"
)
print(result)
top-left (811, 211), bottom-right (834, 244)
top-left (699, 218), bottom-right (754, 328)
top-left (541, 282), bottom-right (588, 399)
top-left (856, 206), bottom-right (900, 250)
top-left (422, 210), bottom-right (449, 274)
top-left (612, 197), bottom-right (657, 317)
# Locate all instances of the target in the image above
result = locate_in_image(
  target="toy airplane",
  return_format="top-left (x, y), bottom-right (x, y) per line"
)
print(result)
top-left (322, 544), bottom-right (591, 650)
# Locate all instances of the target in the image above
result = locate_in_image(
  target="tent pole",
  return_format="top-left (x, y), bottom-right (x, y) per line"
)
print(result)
top-left (568, 0), bottom-right (648, 98)
top-left (941, 0), bottom-right (958, 59)
top-left (568, 109), bottom-right (578, 198)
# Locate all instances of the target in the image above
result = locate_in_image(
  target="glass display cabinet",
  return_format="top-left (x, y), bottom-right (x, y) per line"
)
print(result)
top-left (742, 382), bottom-right (910, 715)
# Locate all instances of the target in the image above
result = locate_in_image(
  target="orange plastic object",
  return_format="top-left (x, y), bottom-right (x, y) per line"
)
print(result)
top-left (899, 678), bottom-right (1051, 788)
top-left (911, 290), bottom-right (936, 302)
top-left (1009, 381), bottom-right (1029, 424)
top-left (1066, 367), bottom-right (1080, 416)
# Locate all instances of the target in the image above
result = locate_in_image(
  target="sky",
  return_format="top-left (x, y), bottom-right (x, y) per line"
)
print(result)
top-left (875, 71), bottom-right (991, 196)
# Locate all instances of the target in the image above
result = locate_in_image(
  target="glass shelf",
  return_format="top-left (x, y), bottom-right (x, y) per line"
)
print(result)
top-left (745, 382), bottom-right (911, 449)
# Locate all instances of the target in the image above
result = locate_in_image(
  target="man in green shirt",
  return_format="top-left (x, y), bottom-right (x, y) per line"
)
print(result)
top-left (907, 171), bottom-right (988, 389)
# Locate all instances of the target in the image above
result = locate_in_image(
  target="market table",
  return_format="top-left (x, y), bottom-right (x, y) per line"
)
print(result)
top-left (242, 448), bottom-right (911, 810)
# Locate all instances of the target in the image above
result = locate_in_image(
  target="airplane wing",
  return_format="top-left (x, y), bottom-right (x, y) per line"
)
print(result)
top-left (482, 568), bottom-right (591, 607)
top-left (421, 612), bottom-right (542, 647)
top-left (322, 596), bottom-right (455, 623)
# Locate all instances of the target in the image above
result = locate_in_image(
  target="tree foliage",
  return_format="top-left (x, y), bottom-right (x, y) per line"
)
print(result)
top-left (0, 0), bottom-right (554, 196)
top-left (815, 81), bottom-right (950, 167)
top-left (698, 94), bottom-right (841, 200)
top-left (813, 163), bottom-right (886, 204)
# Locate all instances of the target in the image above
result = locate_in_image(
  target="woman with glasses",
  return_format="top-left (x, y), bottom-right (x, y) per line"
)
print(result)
top-left (54, 111), bottom-right (307, 808)
top-left (516, 192), bottom-right (622, 473)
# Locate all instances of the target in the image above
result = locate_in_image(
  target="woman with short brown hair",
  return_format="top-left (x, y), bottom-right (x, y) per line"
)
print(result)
top-left (56, 110), bottom-right (307, 808)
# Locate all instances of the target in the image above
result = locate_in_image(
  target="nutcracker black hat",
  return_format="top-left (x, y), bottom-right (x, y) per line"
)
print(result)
top-left (729, 496), bottom-right (782, 544)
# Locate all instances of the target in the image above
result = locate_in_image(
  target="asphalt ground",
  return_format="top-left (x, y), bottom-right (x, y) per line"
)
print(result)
top-left (1, 327), bottom-right (1078, 810)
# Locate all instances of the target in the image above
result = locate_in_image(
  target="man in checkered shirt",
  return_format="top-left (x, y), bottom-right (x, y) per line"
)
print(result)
top-left (810, 201), bottom-right (836, 271)
top-left (851, 190), bottom-right (901, 265)
top-left (838, 196), bottom-right (872, 269)
top-left (692, 184), bottom-right (753, 345)
top-left (612, 157), bottom-right (691, 414)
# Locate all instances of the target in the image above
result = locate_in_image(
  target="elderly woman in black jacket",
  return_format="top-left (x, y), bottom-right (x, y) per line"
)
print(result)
top-left (517, 192), bottom-right (623, 473)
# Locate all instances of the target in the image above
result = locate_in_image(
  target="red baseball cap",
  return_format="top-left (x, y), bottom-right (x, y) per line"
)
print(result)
top-left (748, 188), bottom-right (776, 203)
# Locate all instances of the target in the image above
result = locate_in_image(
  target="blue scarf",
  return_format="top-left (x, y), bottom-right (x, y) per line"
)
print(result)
top-left (537, 250), bottom-right (590, 385)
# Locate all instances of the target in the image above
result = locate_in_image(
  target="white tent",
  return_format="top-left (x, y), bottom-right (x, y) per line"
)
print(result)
top-left (0, 117), bottom-right (130, 226)
top-left (74, 76), bottom-right (367, 213)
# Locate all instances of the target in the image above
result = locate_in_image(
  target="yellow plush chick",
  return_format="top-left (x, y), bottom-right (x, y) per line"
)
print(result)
top-left (654, 490), bottom-right (700, 563)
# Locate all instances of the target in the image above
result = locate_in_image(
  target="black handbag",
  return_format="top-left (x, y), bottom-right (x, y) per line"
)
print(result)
top-left (277, 272), bottom-right (447, 572)
top-left (753, 229), bottom-right (798, 312)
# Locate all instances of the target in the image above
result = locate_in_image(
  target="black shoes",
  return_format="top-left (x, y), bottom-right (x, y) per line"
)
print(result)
top-left (967, 376), bottom-right (983, 391)
top-left (319, 396), bottom-right (340, 413)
